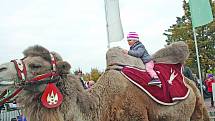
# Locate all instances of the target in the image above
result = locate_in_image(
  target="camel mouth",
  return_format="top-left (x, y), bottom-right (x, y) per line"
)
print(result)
top-left (0, 80), bottom-right (14, 86)
top-left (0, 79), bottom-right (15, 93)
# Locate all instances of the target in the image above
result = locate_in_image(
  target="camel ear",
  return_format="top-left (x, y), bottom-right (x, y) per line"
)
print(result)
top-left (50, 51), bottom-right (63, 61)
top-left (56, 61), bottom-right (71, 75)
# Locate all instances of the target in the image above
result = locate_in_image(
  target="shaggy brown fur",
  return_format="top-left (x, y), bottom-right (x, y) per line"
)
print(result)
top-left (152, 41), bottom-right (189, 64)
top-left (104, 43), bottom-right (209, 121)
top-left (16, 45), bottom-right (98, 121)
top-left (0, 42), bottom-right (209, 121)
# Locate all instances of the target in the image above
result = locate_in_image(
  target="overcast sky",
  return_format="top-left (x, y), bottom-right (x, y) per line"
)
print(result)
top-left (0, 0), bottom-right (184, 73)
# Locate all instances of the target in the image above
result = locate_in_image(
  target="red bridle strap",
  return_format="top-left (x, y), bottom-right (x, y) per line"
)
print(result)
top-left (50, 53), bottom-right (57, 72)
top-left (0, 90), bottom-right (7, 99)
top-left (0, 88), bottom-right (23, 106)
top-left (27, 72), bottom-right (59, 83)
top-left (11, 59), bottom-right (27, 81)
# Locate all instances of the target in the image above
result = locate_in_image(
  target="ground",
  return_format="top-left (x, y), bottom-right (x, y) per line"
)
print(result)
top-left (205, 98), bottom-right (215, 112)
top-left (205, 98), bottom-right (215, 121)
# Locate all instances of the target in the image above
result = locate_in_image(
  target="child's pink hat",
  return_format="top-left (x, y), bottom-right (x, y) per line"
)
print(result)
top-left (127, 32), bottom-right (139, 41)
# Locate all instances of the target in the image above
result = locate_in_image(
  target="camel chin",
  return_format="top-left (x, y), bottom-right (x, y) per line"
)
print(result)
top-left (0, 80), bottom-right (14, 91)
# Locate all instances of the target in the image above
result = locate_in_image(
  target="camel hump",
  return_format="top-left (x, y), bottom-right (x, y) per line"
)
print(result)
top-left (106, 47), bottom-right (145, 69)
top-left (152, 41), bottom-right (189, 64)
top-left (106, 41), bottom-right (189, 69)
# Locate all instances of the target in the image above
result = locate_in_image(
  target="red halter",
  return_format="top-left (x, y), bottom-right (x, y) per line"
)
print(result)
top-left (0, 53), bottom-right (63, 108)
top-left (11, 59), bottom-right (27, 81)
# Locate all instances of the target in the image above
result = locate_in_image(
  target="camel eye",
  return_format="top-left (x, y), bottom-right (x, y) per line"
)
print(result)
top-left (29, 63), bottom-right (42, 69)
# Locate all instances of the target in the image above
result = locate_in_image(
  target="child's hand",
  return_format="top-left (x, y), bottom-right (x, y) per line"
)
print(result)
top-left (122, 49), bottom-right (128, 54)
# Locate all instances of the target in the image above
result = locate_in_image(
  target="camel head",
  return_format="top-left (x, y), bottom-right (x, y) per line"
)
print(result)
top-left (0, 45), bottom-right (71, 108)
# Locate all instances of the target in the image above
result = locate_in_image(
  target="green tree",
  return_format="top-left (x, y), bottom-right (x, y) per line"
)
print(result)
top-left (83, 73), bottom-right (91, 82)
top-left (77, 68), bottom-right (103, 82)
top-left (163, 0), bottom-right (215, 78)
top-left (90, 68), bottom-right (102, 82)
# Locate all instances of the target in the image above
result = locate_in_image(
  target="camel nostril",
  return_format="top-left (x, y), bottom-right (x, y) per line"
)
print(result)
top-left (0, 67), bottom-right (7, 72)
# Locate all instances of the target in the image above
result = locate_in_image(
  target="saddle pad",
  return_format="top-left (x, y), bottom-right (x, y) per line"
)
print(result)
top-left (121, 63), bottom-right (190, 105)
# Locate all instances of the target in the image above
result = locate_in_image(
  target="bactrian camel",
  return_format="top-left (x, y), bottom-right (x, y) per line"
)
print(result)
top-left (0, 41), bottom-right (209, 121)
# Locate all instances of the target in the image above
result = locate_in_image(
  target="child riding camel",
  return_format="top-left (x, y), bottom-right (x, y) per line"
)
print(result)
top-left (123, 32), bottom-right (161, 86)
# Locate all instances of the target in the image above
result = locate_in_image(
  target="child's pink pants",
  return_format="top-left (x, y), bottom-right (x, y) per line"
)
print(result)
top-left (145, 60), bottom-right (158, 79)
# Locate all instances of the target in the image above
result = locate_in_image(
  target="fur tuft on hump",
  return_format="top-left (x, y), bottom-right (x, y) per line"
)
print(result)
top-left (152, 41), bottom-right (189, 64)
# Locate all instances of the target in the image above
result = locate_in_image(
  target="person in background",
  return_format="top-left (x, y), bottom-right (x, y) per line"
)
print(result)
top-left (205, 74), bottom-right (215, 107)
top-left (123, 32), bottom-right (161, 86)
top-left (76, 70), bottom-right (88, 89)
top-left (183, 66), bottom-right (194, 81)
top-left (86, 80), bottom-right (95, 90)
top-left (17, 114), bottom-right (27, 121)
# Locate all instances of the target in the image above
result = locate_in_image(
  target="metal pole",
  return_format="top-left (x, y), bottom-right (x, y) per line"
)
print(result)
top-left (192, 27), bottom-right (204, 98)
top-left (104, 0), bottom-right (110, 49)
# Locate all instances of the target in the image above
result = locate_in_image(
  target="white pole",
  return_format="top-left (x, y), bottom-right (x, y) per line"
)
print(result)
top-left (212, 83), bottom-right (215, 101)
top-left (104, 0), bottom-right (110, 49)
top-left (192, 27), bottom-right (204, 98)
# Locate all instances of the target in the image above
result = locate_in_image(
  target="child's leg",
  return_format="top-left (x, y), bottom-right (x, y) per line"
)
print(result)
top-left (145, 60), bottom-right (158, 79)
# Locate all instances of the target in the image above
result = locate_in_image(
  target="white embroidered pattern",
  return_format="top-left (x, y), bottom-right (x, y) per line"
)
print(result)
top-left (168, 68), bottom-right (178, 85)
top-left (47, 91), bottom-right (58, 105)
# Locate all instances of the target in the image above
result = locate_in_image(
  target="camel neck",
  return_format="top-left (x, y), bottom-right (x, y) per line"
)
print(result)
top-left (58, 75), bottom-right (99, 121)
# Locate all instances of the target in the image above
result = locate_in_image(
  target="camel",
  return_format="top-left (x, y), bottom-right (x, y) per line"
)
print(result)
top-left (0, 42), bottom-right (209, 121)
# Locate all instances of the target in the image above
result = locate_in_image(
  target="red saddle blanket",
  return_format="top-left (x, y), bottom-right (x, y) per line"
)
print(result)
top-left (121, 63), bottom-right (190, 105)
